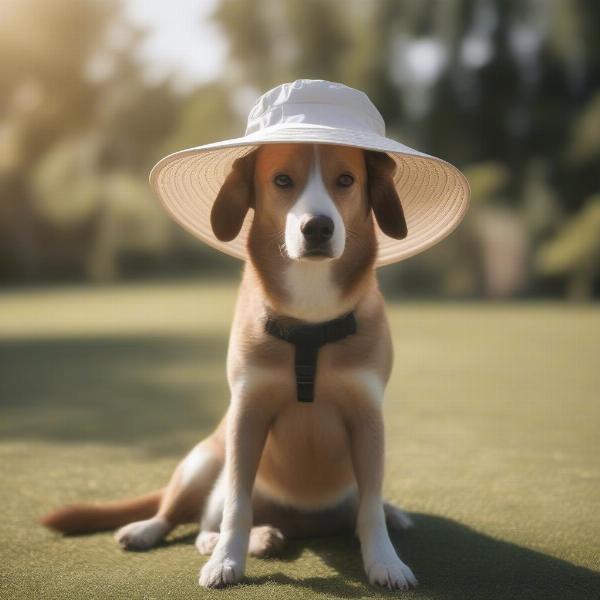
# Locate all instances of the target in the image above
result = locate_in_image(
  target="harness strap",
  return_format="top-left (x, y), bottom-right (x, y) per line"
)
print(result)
top-left (265, 312), bottom-right (357, 403)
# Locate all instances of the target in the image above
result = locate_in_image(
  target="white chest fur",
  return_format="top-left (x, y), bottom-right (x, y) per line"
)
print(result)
top-left (283, 262), bottom-right (341, 322)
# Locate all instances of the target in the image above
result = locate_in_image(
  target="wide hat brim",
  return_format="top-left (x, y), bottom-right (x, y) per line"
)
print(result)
top-left (150, 123), bottom-right (470, 267)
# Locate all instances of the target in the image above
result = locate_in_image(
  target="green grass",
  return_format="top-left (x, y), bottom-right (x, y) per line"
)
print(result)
top-left (1, 280), bottom-right (599, 599)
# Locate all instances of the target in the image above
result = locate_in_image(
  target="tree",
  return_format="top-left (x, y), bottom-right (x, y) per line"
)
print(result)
top-left (214, 0), bottom-right (600, 298)
top-left (0, 0), bottom-right (182, 280)
top-left (535, 196), bottom-right (600, 300)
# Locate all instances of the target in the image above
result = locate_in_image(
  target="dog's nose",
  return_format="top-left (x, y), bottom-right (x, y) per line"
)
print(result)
top-left (300, 215), bottom-right (334, 244)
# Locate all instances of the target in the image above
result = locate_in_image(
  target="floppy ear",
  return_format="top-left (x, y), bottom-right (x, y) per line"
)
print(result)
top-left (365, 150), bottom-right (407, 240)
top-left (210, 151), bottom-right (256, 242)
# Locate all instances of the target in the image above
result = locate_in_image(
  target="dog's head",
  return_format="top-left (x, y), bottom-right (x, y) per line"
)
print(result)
top-left (211, 144), bottom-right (406, 269)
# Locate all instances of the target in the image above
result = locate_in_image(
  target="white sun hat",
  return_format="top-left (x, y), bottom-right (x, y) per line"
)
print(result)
top-left (150, 79), bottom-right (470, 267)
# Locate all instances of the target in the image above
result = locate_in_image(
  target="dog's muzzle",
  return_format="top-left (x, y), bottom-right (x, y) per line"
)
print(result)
top-left (300, 214), bottom-right (334, 257)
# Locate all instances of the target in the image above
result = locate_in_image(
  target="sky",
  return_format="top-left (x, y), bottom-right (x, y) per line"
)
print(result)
top-left (123, 0), bottom-right (227, 90)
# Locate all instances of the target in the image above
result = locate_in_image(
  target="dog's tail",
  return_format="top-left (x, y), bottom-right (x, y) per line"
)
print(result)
top-left (40, 489), bottom-right (164, 534)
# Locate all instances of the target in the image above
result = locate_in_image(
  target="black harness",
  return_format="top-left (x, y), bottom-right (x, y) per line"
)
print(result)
top-left (265, 312), bottom-right (357, 403)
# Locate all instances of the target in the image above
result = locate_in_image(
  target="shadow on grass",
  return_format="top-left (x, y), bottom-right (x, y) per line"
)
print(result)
top-left (189, 514), bottom-right (597, 600)
top-left (59, 513), bottom-right (600, 599)
top-left (0, 334), bottom-right (228, 455)
top-left (4, 333), bottom-right (599, 598)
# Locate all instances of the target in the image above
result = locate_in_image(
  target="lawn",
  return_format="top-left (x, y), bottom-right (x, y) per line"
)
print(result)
top-left (1, 280), bottom-right (599, 599)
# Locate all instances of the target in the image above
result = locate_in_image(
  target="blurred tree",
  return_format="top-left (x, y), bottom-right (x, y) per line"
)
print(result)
top-left (0, 0), bottom-right (113, 278)
top-left (535, 196), bottom-right (600, 300)
top-left (160, 84), bottom-right (239, 154)
top-left (215, 0), bottom-right (353, 97)
top-left (0, 0), bottom-right (183, 281)
top-left (214, 0), bottom-right (600, 298)
top-left (1, 0), bottom-right (599, 296)
top-left (567, 91), bottom-right (600, 169)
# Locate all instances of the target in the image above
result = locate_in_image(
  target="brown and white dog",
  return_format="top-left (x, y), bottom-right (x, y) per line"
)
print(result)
top-left (42, 143), bottom-right (418, 590)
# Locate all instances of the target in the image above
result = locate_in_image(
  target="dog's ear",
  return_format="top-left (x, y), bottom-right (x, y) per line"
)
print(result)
top-left (210, 151), bottom-right (256, 242)
top-left (365, 150), bottom-right (407, 240)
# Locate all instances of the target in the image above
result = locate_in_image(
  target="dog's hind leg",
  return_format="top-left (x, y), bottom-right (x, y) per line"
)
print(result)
top-left (207, 487), bottom-right (355, 557)
top-left (383, 502), bottom-right (414, 531)
top-left (196, 475), bottom-right (285, 558)
top-left (116, 420), bottom-right (226, 551)
top-left (253, 492), bottom-right (413, 538)
top-left (194, 484), bottom-right (412, 557)
top-left (197, 525), bottom-right (284, 558)
top-left (195, 470), bottom-right (226, 554)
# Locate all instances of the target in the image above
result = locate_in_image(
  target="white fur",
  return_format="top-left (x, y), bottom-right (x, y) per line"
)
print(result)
top-left (283, 261), bottom-right (341, 322)
top-left (352, 370), bottom-right (385, 405)
top-left (229, 365), bottom-right (281, 399)
top-left (199, 555), bottom-right (241, 588)
top-left (200, 470), bottom-right (226, 532)
top-left (198, 367), bottom-right (277, 585)
top-left (281, 146), bottom-right (351, 322)
top-left (198, 492), bottom-right (250, 587)
top-left (284, 146), bottom-right (345, 260)
top-left (180, 445), bottom-right (216, 487)
top-left (343, 368), bottom-right (416, 589)
top-left (356, 500), bottom-right (417, 590)
top-left (199, 146), bottom-right (417, 590)
top-left (114, 517), bottom-right (169, 550)
top-left (197, 526), bottom-right (284, 558)
top-left (198, 457), bottom-right (251, 587)
top-left (196, 530), bottom-right (220, 555)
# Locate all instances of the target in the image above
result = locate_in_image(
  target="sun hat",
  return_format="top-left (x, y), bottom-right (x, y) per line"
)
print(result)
top-left (150, 79), bottom-right (470, 267)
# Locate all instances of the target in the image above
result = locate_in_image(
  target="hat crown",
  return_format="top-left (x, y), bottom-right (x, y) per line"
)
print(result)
top-left (245, 79), bottom-right (386, 137)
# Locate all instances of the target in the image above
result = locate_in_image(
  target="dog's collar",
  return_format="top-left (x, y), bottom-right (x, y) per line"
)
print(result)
top-left (265, 312), bottom-right (357, 403)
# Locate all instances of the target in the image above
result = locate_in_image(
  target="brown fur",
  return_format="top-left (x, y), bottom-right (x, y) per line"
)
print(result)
top-left (41, 144), bottom-right (399, 527)
top-left (40, 143), bottom-right (415, 591)
top-left (211, 151), bottom-right (256, 242)
top-left (40, 490), bottom-right (163, 534)
top-left (365, 150), bottom-right (407, 240)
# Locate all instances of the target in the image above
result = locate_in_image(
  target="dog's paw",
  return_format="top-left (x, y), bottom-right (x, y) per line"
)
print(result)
top-left (195, 530), bottom-right (220, 555)
top-left (248, 525), bottom-right (285, 557)
top-left (114, 517), bottom-right (168, 551)
top-left (384, 503), bottom-right (414, 531)
top-left (199, 556), bottom-right (242, 588)
top-left (366, 556), bottom-right (417, 590)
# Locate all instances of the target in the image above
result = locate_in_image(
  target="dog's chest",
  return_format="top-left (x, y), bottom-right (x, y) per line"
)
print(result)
top-left (272, 400), bottom-right (348, 452)
top-left (257, 399), bottom-right (355, 507)
top-left (256, 368), bottom-right (380, 480)
top-left (282, 263), bottom-right (341, 322)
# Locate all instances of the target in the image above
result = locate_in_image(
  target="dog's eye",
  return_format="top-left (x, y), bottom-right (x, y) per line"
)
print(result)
top-left (337, 173), bottom-right (355, 188)
top-left (273, 174), bottom-right (293, 188)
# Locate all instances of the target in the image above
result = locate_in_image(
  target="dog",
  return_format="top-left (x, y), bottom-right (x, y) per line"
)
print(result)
top-left (42, 142), bottom-right (418, 590)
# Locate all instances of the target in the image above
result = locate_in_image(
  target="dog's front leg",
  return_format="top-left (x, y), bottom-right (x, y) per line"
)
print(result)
top-left (349, 402), bottom-right (417, 590)
top-left (199, 393), bottom-right (272, 588)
